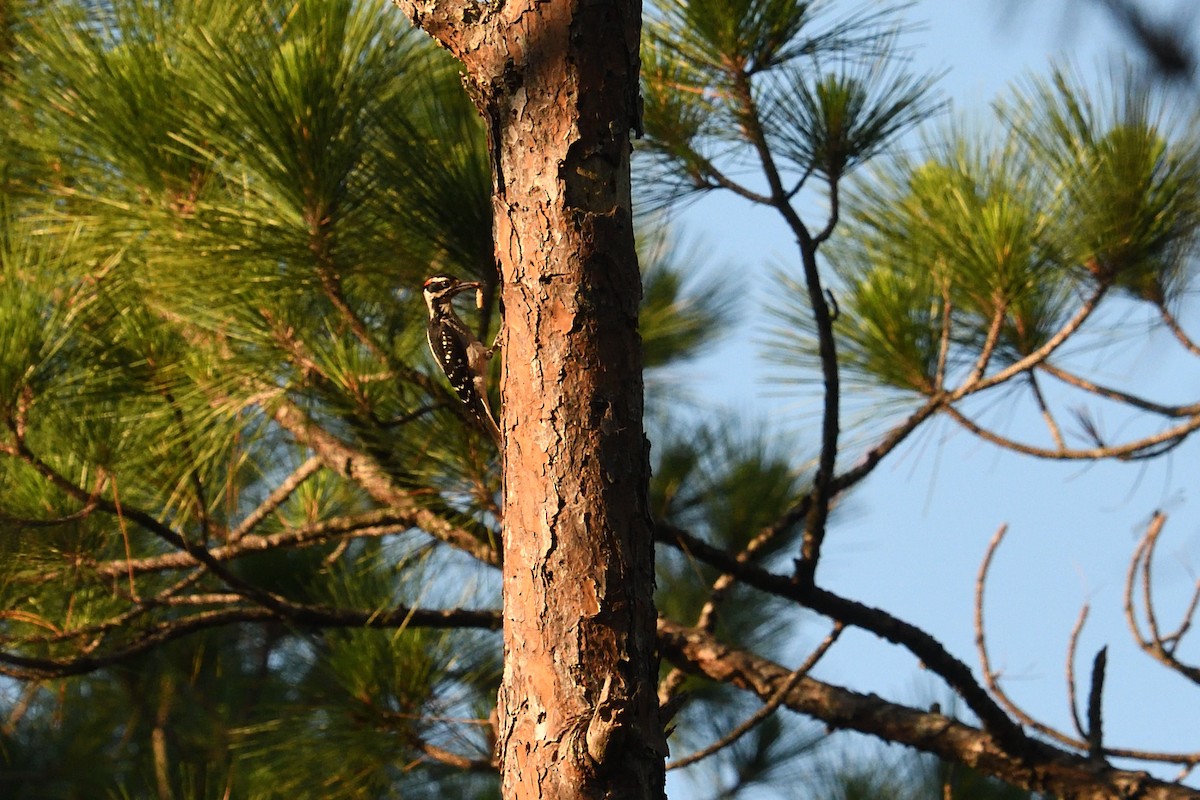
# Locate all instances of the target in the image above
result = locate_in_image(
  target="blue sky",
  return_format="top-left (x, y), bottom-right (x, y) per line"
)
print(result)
top-left (664, 0), bottom-right (1200, 793)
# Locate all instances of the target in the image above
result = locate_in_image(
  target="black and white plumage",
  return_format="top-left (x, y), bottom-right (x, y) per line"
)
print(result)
top-left (422, 274), bottom-right (502, 446)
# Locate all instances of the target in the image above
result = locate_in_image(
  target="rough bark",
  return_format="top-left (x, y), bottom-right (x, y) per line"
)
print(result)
top-left (391, 1), bottom-right (666, 798)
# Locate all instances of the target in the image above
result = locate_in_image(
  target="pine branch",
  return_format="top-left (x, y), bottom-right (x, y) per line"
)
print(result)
top-left (91, 508), bottom-right (422, 578)
top-left (271, 399), bottom-right (499, 565)
top-left (0, 603), bottom-right (500, 680)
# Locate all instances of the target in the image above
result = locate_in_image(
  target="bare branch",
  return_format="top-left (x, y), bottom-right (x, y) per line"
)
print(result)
top-left (1, 681), bottom-right (40, 736)
top-left (656, 522), bottom-right (1026, 752)
top-left (1157, 301), bottom-right (1200, 356)
top-left (1066, 603), bottom-right (1090, 740)
top-left (1040, 363), bottom-right (1200, 418)
top-left (658, 618), bottom-right (1200, 800)
top-left (830, 396), bottom-right (944, 494)
top-left (934, 290), bottom-right (953, 392)
top-left (1028, 372), bottom-right (1066, 450)
top-left (695, 504), bottom-right (810, 633)
top-left (1142, 514), bottom-right (1165, 646)
top-left (976, 524), bottom-right (1096, 752)
top-left (1163, 581), bottom-right (1200, 653)
top-left (1124, 513), bottom-right (1200, 685)
top-left (1087, 646), bottom-right (1108, 762)
top-left (91, 508), bottom-right (418, 577)
top-left (950, 285), bottom-right (1109, 400)
top-left (665, 622), bottom-right (843, 770)
top-left (813, 177), bottom-right (840, 246)
top-left (409, 740), bottom-right (496, 773)
top-left (945, 404), bottom-right (1200, 461)
top-left (962, 301), bottom-right (1008, 390)
top-left (696, 158), bottom-right (774, 205)
top-left (977, 521), bottom-right (1200, 765)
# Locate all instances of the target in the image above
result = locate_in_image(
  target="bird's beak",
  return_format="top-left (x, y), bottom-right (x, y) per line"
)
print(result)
top-left (450, 280), bottom-right (482, 296)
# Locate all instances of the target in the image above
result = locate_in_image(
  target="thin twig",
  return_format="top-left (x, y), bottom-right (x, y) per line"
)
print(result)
top-left (699, 159), bottom-right (775, 205)
top-left (813, 177), bottom-right (840, 245)
top-left (1028, 372), bottom-right (1066, 450)
top-left (666, 622), bottom-right (844, 770)
top-left (976, 519), bottom-right (1200, 763)
top-left (951, 285), bottom-right (1109, 400)
top-left (1158, 301), bottom-right (1200, 357)
top-left (934, 289), bottom-right (952, 392)
top-left (1161, 580), bottom-right (1200, 652)
top-left (1, 681), bottom-right (41, 736)
top-left (945, 405), bottom-right (1200, 461)
top-left (111, 475), bottom-right (140, 602)
top-left (1124, 513), bottom-right (1200, 684)
top-left (1065, 603), bottom-right (1090, 740)
top-left (230, 455), bottom-right (322, 541)
top-left (1040, 362), bottom-right (1200, 418)
top-left (962, 301), bottom-right (1008, 390)
top-left (830, 396), bottom-right (945, 494)
top-left (976, 523), bottom-right (1087, 751)
top-left (1142, 513), bottom-right (1165, 646)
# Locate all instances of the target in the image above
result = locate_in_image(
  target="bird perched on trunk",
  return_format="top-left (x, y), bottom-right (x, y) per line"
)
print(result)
top-left (422, 274), bottom-right (502, 446)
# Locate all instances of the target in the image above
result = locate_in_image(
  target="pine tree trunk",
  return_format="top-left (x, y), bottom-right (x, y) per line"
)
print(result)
top-left (392, 0), bottom-right (666, 797)
top-left (488, 4), bottom-right (666, 796)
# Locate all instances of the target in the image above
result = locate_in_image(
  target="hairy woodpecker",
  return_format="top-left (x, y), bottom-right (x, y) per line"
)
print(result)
top-left (422, 274), bottom-right (502, 446)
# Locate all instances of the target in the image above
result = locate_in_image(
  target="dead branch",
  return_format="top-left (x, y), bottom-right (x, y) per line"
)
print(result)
top-left (656, 522), bottom-right (1028, 754)
top-left (1124, 513), bottom-right (1200, 684)
top-left (974, 523), bottom-right (1082, 748)
top-left (976, 521), bottom-right (1200, 765)
top-left (1066, 603), bottom-right (1090, 740)
top-left (1158, 302), bottom-right (1200, 356)
top-left (665, 622), bottom-right (844, 771)
top-left (945, 404), bottom-right (1200, 461)
top-left (1028, 372), bottom-right (1067, 449)
top-left (1040, 363), bottom-right (1200, 418)
top-left (1087, 646), bottom-right (1107, 762)
top-left (659, 618), bottom-right (1200, 800)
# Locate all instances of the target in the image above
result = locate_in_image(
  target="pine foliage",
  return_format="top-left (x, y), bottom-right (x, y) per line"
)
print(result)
top-left (0, 0), bottom-right (727, 796)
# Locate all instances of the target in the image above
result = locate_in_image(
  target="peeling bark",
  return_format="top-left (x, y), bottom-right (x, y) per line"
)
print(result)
top-left (391, 0), bottom-right (665, 797)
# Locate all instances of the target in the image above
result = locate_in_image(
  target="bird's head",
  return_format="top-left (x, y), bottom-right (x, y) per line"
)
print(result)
top-left (423, 274), bottom-right (481, 314)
